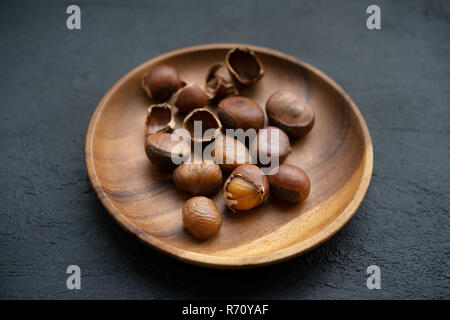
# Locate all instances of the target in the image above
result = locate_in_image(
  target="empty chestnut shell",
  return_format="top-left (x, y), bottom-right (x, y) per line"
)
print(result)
top-left (182, 196), bottom-right (222, 240)
top-left (173, 160), bottom-right (223, 196)
top-left (141, 65), bottom-right (183, 102)
top-left (205, 63), bottom-right (238, 102)
top-left (183, 108), bottom-right (222, 143)
top-left (266, 91), bottom-right (315, 138)
top-left (226, 47), bottom-right (264, 86)
top-left (218, 96), bottom-right (265, 131)
top-left (211, 134), bottom-right (253, 173)
top-left (173, 83), bottom-right (208, 114)
top-left (250, 126), bottom-right (291, 166)
top-left (145, 103), bottom-right (175, 136)
top-left (267, 164), bottom-right (311, 204)
top-left (145, 132), bottom-right (191, 171)
top-left (223, 164), bottom-right (269, 212)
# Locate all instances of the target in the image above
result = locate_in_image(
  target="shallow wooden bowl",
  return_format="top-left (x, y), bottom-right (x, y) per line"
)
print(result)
top-left (85, 44), bottom-right (373, 269)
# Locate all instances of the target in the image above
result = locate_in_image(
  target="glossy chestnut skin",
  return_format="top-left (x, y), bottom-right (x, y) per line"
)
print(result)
top-left (266, 91), bottom-right (315, 138)
top-left (205, 63), bottom-right (238, 102)
top-left (173, 83), bottom-right (208, 114)
top-left (145, 132), bottom-right (191, 171)
top-left (218, 96), bottom-right (265, 131)
top-left (211, 134), bottom-right (252, 173)
top-left (173, 160), bottom-right (223, 196)
top-left (222, 164), bottom-right (269, 212)
top-left (182, 196), bottom-right (222, 240)
top-left (267, 164), bottom-right (311, 204)
top-left (145, 103), bottom-right (175, 136)
top-left (250, 126), bottom-right (291, 166)
top-left (141, 65), bottom-right (182, 102)
top-left (226, 47), bottom-right (264, 86)
top-left (183, 108), bottom-right (222, 143)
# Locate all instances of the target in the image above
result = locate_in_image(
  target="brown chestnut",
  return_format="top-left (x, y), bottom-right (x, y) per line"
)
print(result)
top-left (173, 83), bottom-right (208, 114)
top-left (266, 91), bottom-right (315, 138)
top-left (182, 196), bottom-right (222, 240)
top-left (141, 65), bottom-right (182, 102)
top-left (267, 164), bottom-right (311, 204)
top-left (173, 160), bottom-right (223, 196)
top-left (145, 103), bottom-right (175, 136)
top-left (226, 47), bottom-right (264, 86)
top-left (218, 96), bottom-right (265, 131)
top-left (223, 164), bottom-right (269, 211)
top-left (205, 63), bottom-right (238, 102)
top-left (145, 132), bottom-right (191, 171)
top-left (211, 134), bottom-right (253, 173)
top-left (183, 108), bottom-right (222, 143)
top-left (250, 126), bottom-right (291, 166)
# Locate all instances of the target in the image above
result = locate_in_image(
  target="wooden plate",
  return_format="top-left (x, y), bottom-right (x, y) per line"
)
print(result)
top-left (85, 44), bottom-right (373, 269)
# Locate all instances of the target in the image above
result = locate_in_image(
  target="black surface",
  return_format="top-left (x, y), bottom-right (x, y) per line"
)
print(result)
top-left (1, 0), bottom-right (449, 299)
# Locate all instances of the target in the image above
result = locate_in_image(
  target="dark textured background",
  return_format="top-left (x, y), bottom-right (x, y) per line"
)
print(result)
top-left (1, 0), bottom-right (449, 299)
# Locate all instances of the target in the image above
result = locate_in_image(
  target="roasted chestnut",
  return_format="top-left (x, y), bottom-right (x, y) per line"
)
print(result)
top-left (141, 65), bottom-right (183, 102)
top-left (218, 96), bottom-right (265, 131)
top-left (223, 164), bottom-right (269, 211)
top-left (205, 63), bottom-right (238, 102)
top-left (183, 108), bottom-right (222, 143)
top-left (173, 160), bottom-right (223, 196)
top-left (145, 132), bottom-right (191, 171)
top-left (211, 134), bottom-right (253, 173)
top-left (182, 196), bottom-right (222, 240)
top-left (226, 47), bottom-right (264, 86)
top-left (266, 91), bottom-right (315, 138)
top-left (145, 103), bottom-right (175, 136)
top-left (173, 83), bottom-right (208, 114)
top-left (250, 126), bottom-right (291, 166)
top-left (267, 164), bottom-right (311, 203)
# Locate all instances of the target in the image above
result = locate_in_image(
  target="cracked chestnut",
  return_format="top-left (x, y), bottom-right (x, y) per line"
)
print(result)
top-left (183, 108), bottom-right (222, 143)
top-left (223, 164), bottom-right (269, 212)
top-left (226, 47), bottom-right (264, 86)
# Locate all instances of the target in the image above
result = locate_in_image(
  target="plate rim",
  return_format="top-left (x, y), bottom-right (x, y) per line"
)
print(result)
top-left (85, 43), bottom-right (373, 269)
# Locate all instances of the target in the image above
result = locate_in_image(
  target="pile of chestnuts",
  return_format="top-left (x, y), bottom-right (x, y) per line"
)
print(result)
top-left (142, 47), bottom-right (314, 240)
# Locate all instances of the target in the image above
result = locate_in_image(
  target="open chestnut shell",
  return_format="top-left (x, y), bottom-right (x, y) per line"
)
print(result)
top-left (145, 132), bottom-right (191, 171)
top-left (222, 164), bottom-right (269, 212)
top-left (173, 83), bottom-right (208, 114)
top-left (141, 65), bottom-right (183, 102)
top-left (250, 126), bottom-right (291, 166)
top-left (183, 108), bottom-right (222, 143)
top-left (266, 91), bottom-right (315, 138)
top-left (145, 103), bottom-right (175, 136)
top-left (205, 63), bottom-right (238, 102)
top-left (267, 164), bottom-right (311, 204)
top-left (218, 96), bottom-right (265, 131)
top-left (226, 48), bottom-right (264, 86)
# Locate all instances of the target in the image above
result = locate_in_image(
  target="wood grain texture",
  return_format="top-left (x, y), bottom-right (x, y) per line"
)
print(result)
top-left (85, 44), bottom-right (373, 269)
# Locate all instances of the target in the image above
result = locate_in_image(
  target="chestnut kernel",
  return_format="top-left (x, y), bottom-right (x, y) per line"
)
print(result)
top-left (212, 134), bottom-right (253, 173)
top-left (218, 96), bottom-right (265, 131)
top-left (141, 65), bottom-right (182, 102)
top-left (223, 164), bottom-right (269, 211)
top-left (250, 126), bottom-right (291, 166)
top-left (145, 103), bottom-right (175, 136)
top-left (173, 83), bottom-right (208, 114)
top-left (205, 63), bottom-right (238, 102)
top-left (226, 47), bottom-right (264, 86)
top-left (183, 108), bottom-right (222, 143)
top-left (145, 132), bottom-right (191, 171)
top-left (268, 164), bottom-right (311, 204)
top-left (182, 196), bottom-right (222, 240)
top-left (266, 91), bottom-right (315, 138)
top-left (173, 160), bottom-right (223, 196)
